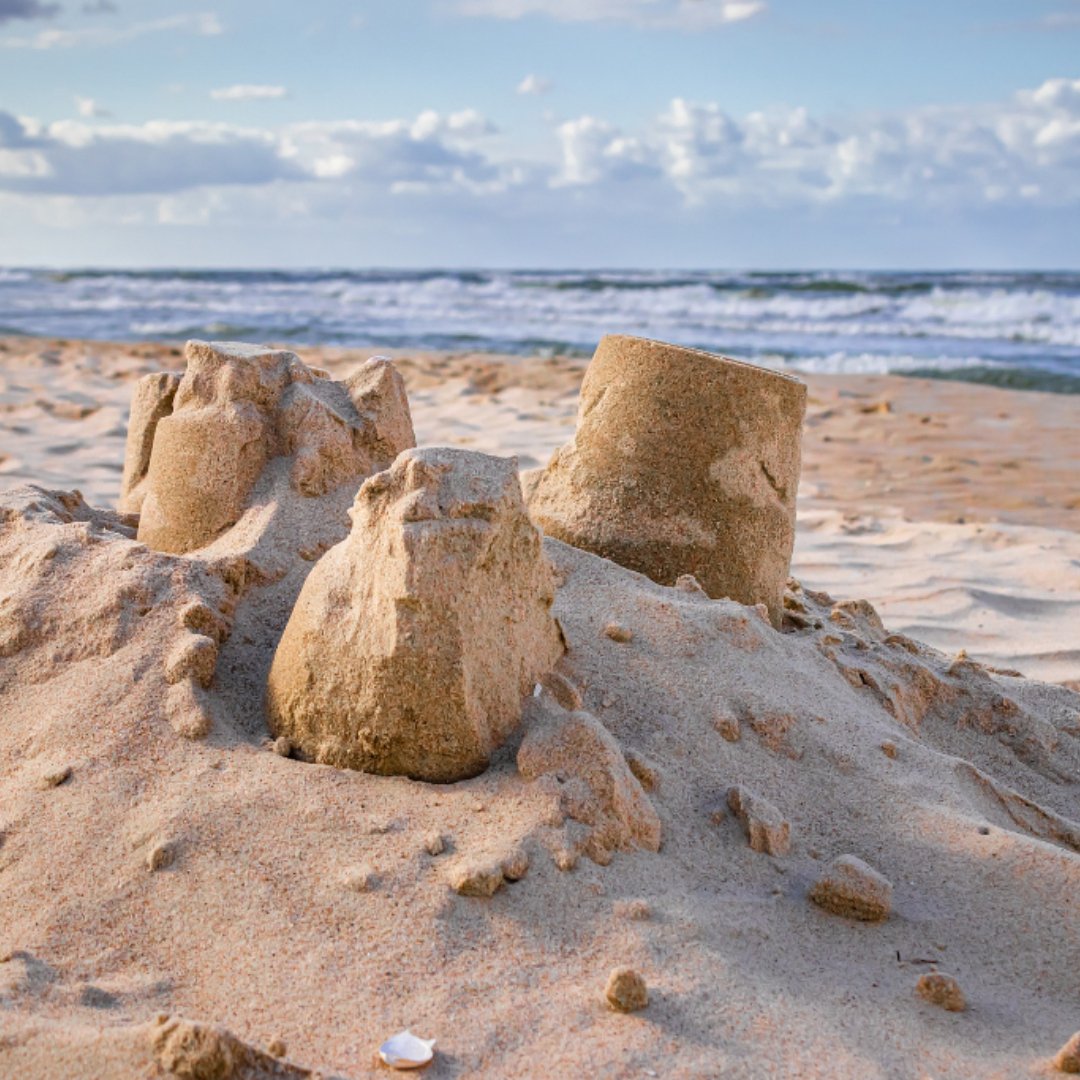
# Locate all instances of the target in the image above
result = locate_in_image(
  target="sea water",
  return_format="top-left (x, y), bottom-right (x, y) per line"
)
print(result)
top-left (1, 268), bottom-right (1078, 393)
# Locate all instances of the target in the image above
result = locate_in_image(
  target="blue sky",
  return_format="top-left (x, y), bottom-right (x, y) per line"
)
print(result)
top-left (0, 0), bottom-right (1078, 268)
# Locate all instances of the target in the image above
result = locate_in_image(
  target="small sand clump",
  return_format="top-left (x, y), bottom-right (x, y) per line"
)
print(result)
top-left (517, 700), bottom-right (661, 859)
top-left (448, 846), bottom-right (529, 896)
top-left (727, 785), bottom-right (791, 856)
top-left (809, 854), bottom-right (893, 922)
top-left (1055, 1032), bottom-right (1080, 1073)
top-left (343, 865), bottom-right (379, 893)
top-left (613, 899), bottom-right (652, 921)
top-left (714, 714), bottom-right (742, 742)
top-left (146, 842), bottom-right (175, 873)
top-left (527, 335), bottom-right (806, 626)
top-left (604, 967), bottom-right (648, 1013)
top-left (38, 766), bottom-right (72, 790)
top-left (267, 447), bottom-right (564, 782)
top-left (423, 831), bottom-right (446, 856)
top-left (151, 1015), bottom-right (314, 1078)
top-left (915, 972), bottom-right (966, 1012)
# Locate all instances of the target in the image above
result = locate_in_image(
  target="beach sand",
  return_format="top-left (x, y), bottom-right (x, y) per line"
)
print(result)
top-left (1, 336), bottom-right (1078, 1078)
top-left (2, 337), bottom-right (1076, 685)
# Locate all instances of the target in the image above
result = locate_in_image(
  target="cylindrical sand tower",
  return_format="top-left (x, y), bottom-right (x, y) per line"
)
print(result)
top-left (526, 335), bottom-right (806, 626)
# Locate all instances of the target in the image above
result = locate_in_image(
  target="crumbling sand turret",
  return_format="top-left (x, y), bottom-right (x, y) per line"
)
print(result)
top-left (526, 335), bottom-right (806, 626)
top-left (266, 446), bottom-right (565, 782)
top-left (123, 340), bottom-right (414, 554)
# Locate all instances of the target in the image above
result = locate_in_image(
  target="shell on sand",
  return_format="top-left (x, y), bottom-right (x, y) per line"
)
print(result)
top-left (378, 1030), bottom-right (436, 1070)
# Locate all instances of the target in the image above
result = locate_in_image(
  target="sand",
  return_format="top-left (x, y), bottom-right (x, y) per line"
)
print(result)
top-left (2, 336), bottom-right (1076, 685)
top-left (1, 336), bottom-right (1079, 1078)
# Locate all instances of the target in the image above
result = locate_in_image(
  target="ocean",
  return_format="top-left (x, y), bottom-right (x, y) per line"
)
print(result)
top-left (2, 268), bottom-right (1078, 393)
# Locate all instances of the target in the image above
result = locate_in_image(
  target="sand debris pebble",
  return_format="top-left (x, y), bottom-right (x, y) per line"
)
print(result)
top-left (501, 846), bottom-right (530, 882)
top-left (915, 972), bottom-right (966, 1012)
top-left (423, 831), bottom-right (446, 857)
top-left (809, 854), bottom-right (893, 922)
top-left (150, 1014), bottom-right (315, 1078)
top-left (613, 899), bottom-right (652, 921)
top-left (146, 842), bottom-right (175, 872)
top-left (38, 766), bottom-right (72, 789)
top-left (603, 622), bottom-right (633, 643)
top-left (1054, 1031), bottom-right (1080, 1073)
top-left (378, 1030), bottom-right (436, 1070)
top-left (517, 702), bottom-right (661, 860)
top-left (553, 848), bottom-right (578, 872)
top-left (343, 865), bottom-right (380, 893)
top-left (604, 967), bottom-right (648, 1013)
top-left (448, 857), bottom-right (509, 898)
top-left (164, 633), bottom-right (218, 688)
top-left (267, 1038), bottom-right (287, 1058)
top-left (727, 786), bottom-right (791, 856)
top-left (714, 714), bottom-right (742, 742)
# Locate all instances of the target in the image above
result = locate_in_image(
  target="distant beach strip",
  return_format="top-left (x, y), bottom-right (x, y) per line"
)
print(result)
top-left (1, 267), bottom-right (1077, 393)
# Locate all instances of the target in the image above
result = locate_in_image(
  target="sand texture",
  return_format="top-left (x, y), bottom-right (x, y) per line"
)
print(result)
top-left (1, 336), bottom-right (1079, 1078)
top-left (526, 335), bottom-right (806, 626)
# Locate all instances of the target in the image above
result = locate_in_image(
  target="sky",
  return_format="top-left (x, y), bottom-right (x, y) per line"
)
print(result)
top-left (0, 0), bottom-right (1078, 268)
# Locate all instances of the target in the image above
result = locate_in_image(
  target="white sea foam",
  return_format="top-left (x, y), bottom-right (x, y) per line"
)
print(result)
top-left (1, 268), bottom-right (1077, 387)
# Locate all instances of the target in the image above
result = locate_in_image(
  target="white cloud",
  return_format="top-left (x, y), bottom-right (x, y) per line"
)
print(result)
top-left (0, 107), bottom-right (508, 198)
top-left (516, 74), bottom-right (552, 96)
top-left (548, 78), bottom-right (1080, 209)
top-left (0, 12), bottom-right (223, 48)
top-left (74, 96), bottom-right (111, 119)
top-left (211, 84), bottom-right (288, 102)
top-left (453, 0), bottom-right (766, 28)
top-left (0, 77), bottom-right (1077, 236)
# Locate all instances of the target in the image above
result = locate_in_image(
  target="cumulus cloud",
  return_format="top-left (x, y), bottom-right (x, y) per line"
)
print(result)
top-left (516, 74), bottom-right (552, 96)
top-left (82, 0), bottom-right (118, 11)
top-left (211, 85), bottom-right (288, 102)
top-left (0, 107), bottom-right (508, 198)
top-left (550, 78), bottom-right (1080, 208)
top-left (0, 0), bottom-right (59, 24)
top-left (0, 78), bottom-right (1077, 232)
top-left (454, 0), bottom-right (766, 28)
top-left (1, 11), bottom-right (222, 48)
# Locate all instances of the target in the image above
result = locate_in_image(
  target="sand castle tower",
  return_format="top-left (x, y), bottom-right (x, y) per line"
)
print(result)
top-left (266, 447), bottom-right (564, 783)
top-left (526, 335), bottom-right (806, 626)
top-left (121, 340), bottom-right (414, 554)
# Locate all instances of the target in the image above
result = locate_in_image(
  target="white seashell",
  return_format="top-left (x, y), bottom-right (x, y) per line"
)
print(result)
top-left (378, 1030), bottom-right (436, 1070)
top-left (533, 682), bottom-right (542, 698)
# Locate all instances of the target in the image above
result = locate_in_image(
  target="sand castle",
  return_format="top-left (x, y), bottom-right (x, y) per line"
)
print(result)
top-left (4, 335), bottom-right (1080, 1078)
top-left (526, 334), bottom-right (806, 626)
top-left (267, 446), bottom-right (564, 782)
top-left (122, 340), bottom-right (414, 553)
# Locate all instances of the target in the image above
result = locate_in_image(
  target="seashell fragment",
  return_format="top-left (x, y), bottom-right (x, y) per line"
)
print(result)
top-left (378, 1030), bottom-right (436, 1070)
